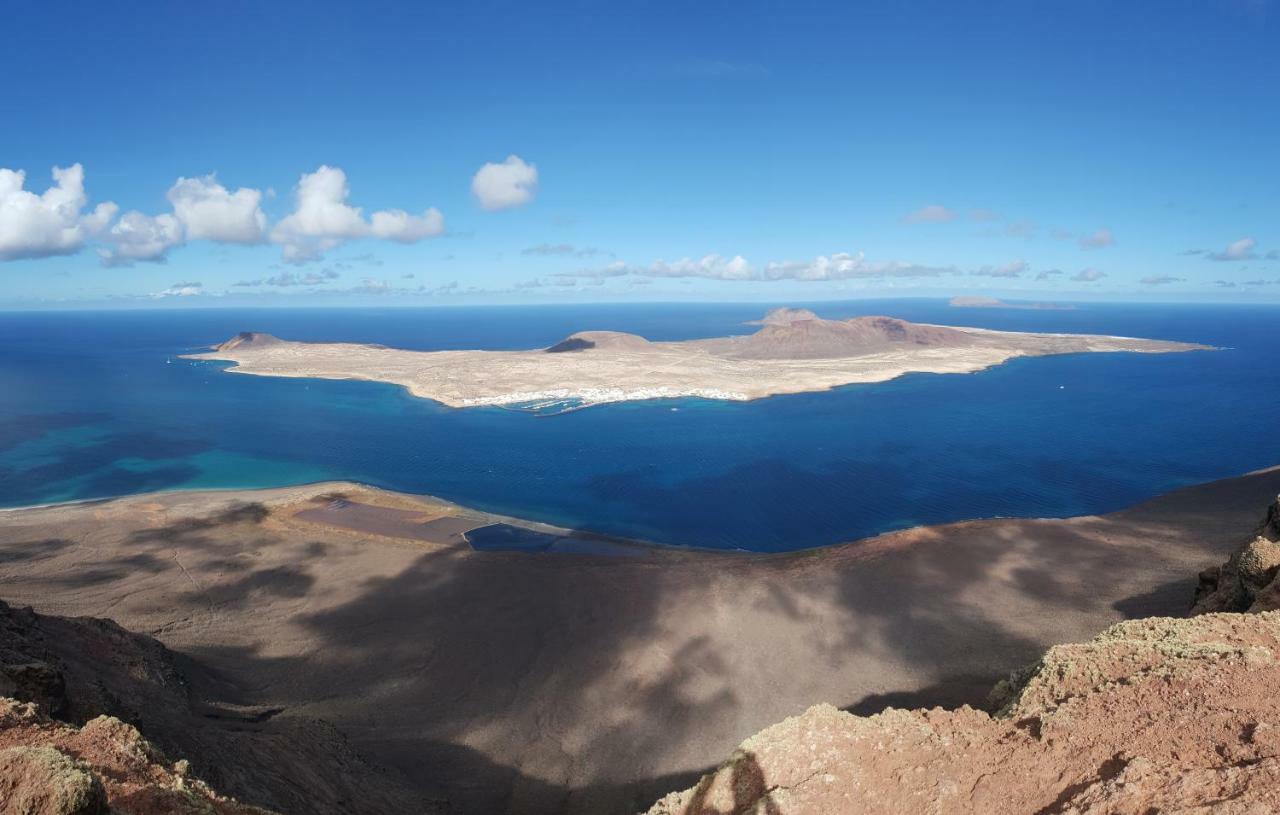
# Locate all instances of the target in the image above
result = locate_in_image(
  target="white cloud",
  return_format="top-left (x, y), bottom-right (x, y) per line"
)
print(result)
top-left (271, 165), bottom-right (443, 262)
top-left (1140, 275), bottom-right (1184, 285)
top-left (369, 208), bottom-right (444, 242)
top-left (167, 174), bottom-right (266, 243)
top-left (762, 254), bottom-right (951, 280)
top-left (972, 259), bottom-right (1028, 278)
top-left (1079, 228), bottom-right (1115, 249)
top-left (98, 211), bottom-right (184, 266)
top-left (0, 164), bottom-right (117, 261)
top-left (471, 155), bottom-right (538, 211)
top-left (651, 254), bottom-right (754, 279)
top-left (902, 204), bottom-right (957, 224)
top-left (522, 243), bottom-right (606, 258)
top-left (1210, 236), bottom-right (1257, 261)
top-left (558, 251), bottom-right (954, 282)
top-left (1071, 267), bottom-right (1105, 282)
top-left (154, 281), bottom-right (203, 297)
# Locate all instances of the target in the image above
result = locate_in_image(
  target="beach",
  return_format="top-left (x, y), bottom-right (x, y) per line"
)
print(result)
top-left (2, 466), bottom-right (1277, 813)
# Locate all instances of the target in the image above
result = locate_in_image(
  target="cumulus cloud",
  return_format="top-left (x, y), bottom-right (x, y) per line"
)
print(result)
top-left (471, 155), bottom-right (538, 211)
top-left (369, 208), bottom-right (445, 242)
top-left (902, 204), bottom-right (956, 224)
top-left (744, 253), bottom-right (949, 281)
top-left (559, 251), bottom-right (955, 282)
top-left (1071, 268), bottom-right (1105, 282)
top-left (972, 259), bottom-right (1028, 278)
top-left (271, 166), bottom-right (443, 262)
top-left (98, 211), bottom-right (183, 266)
top-left (652, 254), bottom-right (754, 279)
top-left (1210, 237), bottom-right (1257, 261)
top-left (167, 174), bottom-right (266, 243)
top-left (1139, 275), bottom-right (1184, 285)
top-left (522, 243), bottom-right (605, 258)
top-left (1036, 268), bottom-right (1064, 280)
top-left (1079, 228), bottom-right (1115, 249)
top-left (154, 281), bottom-right (203, 297)
top-left (234, 268), bottom-right (340, 287)
top-left (0, 164), bottom-right (117, 261)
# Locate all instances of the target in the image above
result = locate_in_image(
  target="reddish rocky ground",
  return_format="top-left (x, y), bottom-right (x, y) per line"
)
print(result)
top-left (0, 698), bottom-right (269, 815)
top-left (649, 498), bottom-right (1280, 814)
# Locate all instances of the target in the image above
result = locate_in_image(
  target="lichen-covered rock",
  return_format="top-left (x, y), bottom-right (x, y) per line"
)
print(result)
top-left (0, 698), bottom-right (271, 815)
top-left (649, 611), bottom-right (1280, 815)
top-left (0, 745), bottom-right (108, 815)
top-left (1193, 496), bottom-right (1280, 614)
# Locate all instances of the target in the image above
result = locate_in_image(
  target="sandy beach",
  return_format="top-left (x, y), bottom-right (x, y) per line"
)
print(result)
top-left (1, 467), bottom-right (1277, 813)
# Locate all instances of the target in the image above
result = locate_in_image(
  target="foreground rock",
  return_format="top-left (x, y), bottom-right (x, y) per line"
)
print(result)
top-left (650, 495), bottom-right (1280, 815)
top-left (188, 308), bottom-right (1208, 411)
top-left (0, 599), bottom-right (433, 814)
top-left (1192, 495), bottom-right (1280, 614)
top-left (649, 610), bottom-right (1280, 815)
top-left (0, 697), bottom-right (268, 815)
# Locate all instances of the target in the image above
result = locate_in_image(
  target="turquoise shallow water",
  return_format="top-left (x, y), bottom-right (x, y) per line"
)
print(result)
top-left (1, 300), bottom-right (1277, 551)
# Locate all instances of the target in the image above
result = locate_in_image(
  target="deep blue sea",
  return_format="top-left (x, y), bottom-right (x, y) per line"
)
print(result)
top-left (1, 300), bottom-right (1277, 551)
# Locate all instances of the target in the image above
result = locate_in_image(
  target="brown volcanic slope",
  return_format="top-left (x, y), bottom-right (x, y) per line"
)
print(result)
top-left (690, 314), bottom-right (976, 359)
top-left (1, 470), bottom-right (1278, 814)
top-left (650, 498), bottom-right (1280, 815)
top-left (0, 594), bottom-right (432, 814)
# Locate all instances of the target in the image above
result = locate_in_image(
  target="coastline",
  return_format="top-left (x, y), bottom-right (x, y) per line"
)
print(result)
top-left (3, 466), bottom-right (1279, 814)
top-left (5, 465), bottom-right (1275, 555)
top-left (184, 315), bottom-right (1211, 411)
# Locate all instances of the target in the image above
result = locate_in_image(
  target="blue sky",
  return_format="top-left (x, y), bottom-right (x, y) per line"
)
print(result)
top-left (2, 0), bottom-right (1277, 307)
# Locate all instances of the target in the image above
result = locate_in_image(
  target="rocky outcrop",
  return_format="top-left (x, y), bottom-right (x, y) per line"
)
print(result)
top-left (0, 698), bottom-right (267, 814)
top-left (0, 600), bottom-right (435, 815)
top-left (648, 499), bottom-right (1280, 815)
top-left (649, 611), bottom-right (1280, 815)
top-left (213, 332), bottom-right (282, 353)
top-left (1192, 495), bottom-right (1280, 613)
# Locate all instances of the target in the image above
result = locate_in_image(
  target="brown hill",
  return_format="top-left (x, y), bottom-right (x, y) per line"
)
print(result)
top-left (701, 315), bottom-right (976, 359)
top-left (213, 332), bottom-right (283, 353)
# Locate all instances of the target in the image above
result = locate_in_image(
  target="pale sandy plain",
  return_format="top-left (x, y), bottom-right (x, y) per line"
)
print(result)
top-left (186, 310), bottom-right (1208, 410)
top-left (2, 467), bottom-right (1278, 814)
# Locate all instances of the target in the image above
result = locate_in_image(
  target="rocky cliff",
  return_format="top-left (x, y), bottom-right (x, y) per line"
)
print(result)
top-left (649, 497), bottom-right (1280, 815)
top-left (0, 599), bottom-right (433, 814)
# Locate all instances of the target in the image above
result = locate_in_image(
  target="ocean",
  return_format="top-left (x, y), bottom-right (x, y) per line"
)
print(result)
top-left (1, 300), bottom-right (1277, 551)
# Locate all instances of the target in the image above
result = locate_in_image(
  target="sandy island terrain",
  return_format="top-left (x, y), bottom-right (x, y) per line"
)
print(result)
top-left (2, 467), bottom-right (1278, 813)
top-left (186, 308), bottom-right (1208, 411)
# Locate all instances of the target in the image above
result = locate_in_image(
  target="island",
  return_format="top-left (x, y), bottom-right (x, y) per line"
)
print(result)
top-left (187, 308), bottom-right (1210, 412)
